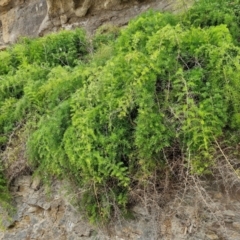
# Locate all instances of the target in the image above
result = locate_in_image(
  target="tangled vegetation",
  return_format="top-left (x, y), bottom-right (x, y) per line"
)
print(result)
top-left (0, 0), bottom-right (240, 223)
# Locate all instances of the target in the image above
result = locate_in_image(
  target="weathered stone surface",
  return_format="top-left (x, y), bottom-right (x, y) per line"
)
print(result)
top-left (0, 176), bottom-right (95, 240)
top-left (0, 0), bottom-right (47, 44)
top-left (233, 222), bottom-right (240, 229)
top-left (206, 233), bottom-right (219, 240)
top-left (1, 175), bottom-right (240, 239)
top-left (0, 0), bottom-right (175, 46)
top-left (31, 176), bottom-right (41, 190)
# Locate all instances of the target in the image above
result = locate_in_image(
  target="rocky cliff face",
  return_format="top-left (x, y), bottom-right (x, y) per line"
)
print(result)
top-left (0, 0), bottom-right (174, 47)
top-left (0, 0), bottom-right (47, 46)
top-left (2, 175), bottom-right (240, 240)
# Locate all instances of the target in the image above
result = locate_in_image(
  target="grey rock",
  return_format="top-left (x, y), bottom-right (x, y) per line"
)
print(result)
top-left (27, 197), bottom-right (38, 206)
top-left (31, 176), bottom-right (41, 190)
top-left (232, 221), bottom-right (240, 230)
top-left (225, 218), bottom-right (234, 223)
top-left (0, 0), bottom-right (175, 46)
top-left (30, 215), bottom-right (39, 225)
top-left (223, 210), bottom-right (235, 217)
top-left (38, 201), bottom-right (51, 210)
top-left (2, 233), bottom-right (13, 240)
top-left (28, 206), bottom-right (39, 213)
top-left (206, 234), bottom-right (219, 240)
top-left (225, 230), bottom-right (240, 240)
top-left (15, 230), bottom-right (28, 240)
top-left (73, 224), bottom-right (91, 236)
top-left (132, 205), bottom-right (149, 217)
top-left (1, 219), bottom-right (15, 229)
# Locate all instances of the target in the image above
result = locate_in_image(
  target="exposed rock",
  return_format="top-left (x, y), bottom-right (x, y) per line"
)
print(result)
top-left (223, 210), bottom-right (236, 217)
top-left (0, 0), bottom-right (176, 46)
top-left (0, 0), bottom-right (47, 44)
top-left (1, 176), bottom-right (95, 240)
top-left (1, 175), bottom-right (240, 239)
top-left (206, 233), bottom-right (219, 240)
top-left (233, 222), bottom-right (240, 230)
top-left (31, 176), bottom-right (41, 191)
top-left (27, 206), bottom-right (39, 213)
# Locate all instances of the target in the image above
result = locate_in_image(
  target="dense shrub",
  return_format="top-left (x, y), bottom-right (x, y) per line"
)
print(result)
top-left (4, 28), bottom-right (87, 71)
top-left (182, 0), bottom-right (240, 45)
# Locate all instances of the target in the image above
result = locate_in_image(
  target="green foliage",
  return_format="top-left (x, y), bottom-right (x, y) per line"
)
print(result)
top-left (93, 24), bottom-right (120, 50)
top-left (0, 167), bottom-right (12, 224)
top-left (0, 51), bottom-right (12, 75)
top-left (146, 24), bottom-right (238, 172)
top-left (0, 169), bottom-right (11, 207)
top-left (182, 0), bottom-right (240, 45)
top-left (1, 0), bottom-right (240, 222)
top-left (115, 10), bottom-right (178, 53)
top-left (87, 24), bottom-right (120, 67)
top-left (8, 28), bottom-right (87, 68)
top-left (27, 100), bottom-right (71, 176)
